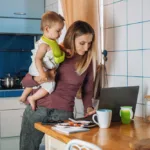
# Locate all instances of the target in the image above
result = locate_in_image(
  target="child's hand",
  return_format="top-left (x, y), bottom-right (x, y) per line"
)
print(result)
top-left (66, 49), bottom-right (72, 56)
top-left (59, 44), bottom-right (72, 57)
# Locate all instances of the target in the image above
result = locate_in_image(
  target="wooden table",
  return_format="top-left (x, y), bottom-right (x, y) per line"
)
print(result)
top-left (35, 117), bottom-right (150, 150)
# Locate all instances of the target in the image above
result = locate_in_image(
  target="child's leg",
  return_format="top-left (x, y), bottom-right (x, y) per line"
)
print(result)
top-left (28, 88), bottom-right (48, 111)
top-left (20, 87), bottom-right (33, 102)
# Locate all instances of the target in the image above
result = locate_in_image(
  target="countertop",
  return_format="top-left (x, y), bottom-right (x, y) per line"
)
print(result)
top-left (35, 117), bottom-right (150, 150)
top-left (0, 88), bottom-right (23, 97)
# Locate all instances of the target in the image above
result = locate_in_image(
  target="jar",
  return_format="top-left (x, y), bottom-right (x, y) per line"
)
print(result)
top-left (144, 95), bottom-right (150, 122)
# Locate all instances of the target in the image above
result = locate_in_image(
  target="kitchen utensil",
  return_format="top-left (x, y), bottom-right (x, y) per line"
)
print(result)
top-left (0, 74), bottom-right (20, 89)
top-left (120, 106), bottom-right (133, 124)
top-left (92, 109), bottom-right (112, 128)
top-left (0, 74), bottom-right (14, 88)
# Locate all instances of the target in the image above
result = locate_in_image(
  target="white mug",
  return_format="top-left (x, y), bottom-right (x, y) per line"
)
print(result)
top-left (92, 109), bottom-right (112, 128)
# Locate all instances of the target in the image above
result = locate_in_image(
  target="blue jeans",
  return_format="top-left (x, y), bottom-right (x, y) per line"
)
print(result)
top-left (20, 105), bottom-right (73, 150)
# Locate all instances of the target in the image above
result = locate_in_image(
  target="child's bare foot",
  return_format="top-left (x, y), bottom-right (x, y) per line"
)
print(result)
top-left (28, 96), bottom-right (36, 111)
top-left (19, 96), bottom-right (27, 103)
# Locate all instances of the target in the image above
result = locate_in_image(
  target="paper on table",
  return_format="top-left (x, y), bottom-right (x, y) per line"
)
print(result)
top-left (52, 126), bottom-right (90, 135)
top-left (68, 118), bottom-right (92, 124)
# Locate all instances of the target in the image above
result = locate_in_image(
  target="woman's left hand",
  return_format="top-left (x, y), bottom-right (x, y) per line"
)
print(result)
top-left (85, 107), bottom-right (96, 117)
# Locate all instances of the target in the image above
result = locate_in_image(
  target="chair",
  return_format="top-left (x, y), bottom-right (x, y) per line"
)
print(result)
top-left (129, 138), bottom-right (150, 150)
top-left (65, 139), bottom-right (102, 150)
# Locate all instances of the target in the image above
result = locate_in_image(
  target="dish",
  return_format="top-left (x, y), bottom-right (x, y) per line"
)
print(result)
top-left (55, 123), bottom-right (69, 128)
top-left (69, 118), bottom-right (92, 125)
top-left (83, 123), bottom-right (97, 128)
top-left (55, 122), bottom-right (96, 129)
top-left (55, 123), bottom-right (83, 129)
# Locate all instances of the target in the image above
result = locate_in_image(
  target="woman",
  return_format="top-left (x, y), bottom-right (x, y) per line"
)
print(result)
top-left (20, 20), bottom-right (95, 150)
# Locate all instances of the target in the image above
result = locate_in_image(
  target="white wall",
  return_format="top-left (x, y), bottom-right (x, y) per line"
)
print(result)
top-left (45, 0), bottom-right (66, 43)
top-left (104, 0), bottom-right (150, 117)
top-left (45, 0), bottom-right (58, 12)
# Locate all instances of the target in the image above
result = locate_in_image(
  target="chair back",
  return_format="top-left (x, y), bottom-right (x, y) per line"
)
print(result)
top-left (65, 139), bottom-right (102, 150)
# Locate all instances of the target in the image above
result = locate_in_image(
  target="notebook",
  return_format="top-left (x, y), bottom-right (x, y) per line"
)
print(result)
top-left (76, 86), bottom-right (139, 122)
top-left (52, 126), bottom-right (90, 135)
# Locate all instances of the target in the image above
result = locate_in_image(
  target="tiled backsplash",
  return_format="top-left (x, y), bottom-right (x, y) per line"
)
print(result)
top-left (0, 34), bottom-right (34, 97)
top-left (0, 35), bottom-right (34, 78)
top-left (104, 0), bottom-right (150, 117)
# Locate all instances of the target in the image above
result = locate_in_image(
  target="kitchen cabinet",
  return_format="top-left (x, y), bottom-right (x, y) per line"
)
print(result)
top-left (0, 0), bottom-right (44, 19)
top-left (0, 18), bottom-right (41, 34)
top-left (0, 97), bottom-right (25, 138)
top-left (0, 135), bottom-right (45, 150)
top-left (0, 0), bottom-right (44, 34)
top-left (45, 135), bottom-right (66, 150)
top-left (0, 97), bottom-right (45, 150)
top-left (0, 109), bottom-right (24, 137)
top-left (0, 137), bottom-right (20, 150)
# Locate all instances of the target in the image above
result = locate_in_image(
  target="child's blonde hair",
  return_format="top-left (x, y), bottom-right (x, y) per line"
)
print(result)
top-left (40, 11), bottom-right (65, 31)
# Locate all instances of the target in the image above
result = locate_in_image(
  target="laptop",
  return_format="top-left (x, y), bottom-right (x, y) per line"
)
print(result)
top-left (76, 86), bottom-right (139, 122)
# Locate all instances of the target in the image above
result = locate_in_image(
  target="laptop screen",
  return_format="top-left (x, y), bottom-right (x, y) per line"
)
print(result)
top-left (98, 86), bottom-right (139, 122)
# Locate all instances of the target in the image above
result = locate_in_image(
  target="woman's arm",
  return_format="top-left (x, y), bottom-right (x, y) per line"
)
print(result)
top-left (21, 73), bottom-right (39, 88)
top-left (85, 109), bottom-right (96, 117)
top-left (82, 62), bottom-right (94, 115)
top-left (21, 69), bottom-right (56, 88)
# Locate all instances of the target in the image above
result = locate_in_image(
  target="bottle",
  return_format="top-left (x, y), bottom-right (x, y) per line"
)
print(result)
top-left (144, 95), bottom-right (150, 122)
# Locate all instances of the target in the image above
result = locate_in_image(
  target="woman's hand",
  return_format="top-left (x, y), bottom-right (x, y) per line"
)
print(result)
top-left (39, 72), bottom-right (48, 82)
top-left (34, 76), bottom-right (45, 84)
top-left (84, 107), bottom-right (96, 117)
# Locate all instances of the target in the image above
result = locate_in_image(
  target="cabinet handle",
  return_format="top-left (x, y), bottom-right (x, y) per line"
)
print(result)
top-left (14, 12), bottom-right (26, 15)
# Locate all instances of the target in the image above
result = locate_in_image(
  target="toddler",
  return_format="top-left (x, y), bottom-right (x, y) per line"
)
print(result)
top-left (19, 11), bottom-right (65, 110)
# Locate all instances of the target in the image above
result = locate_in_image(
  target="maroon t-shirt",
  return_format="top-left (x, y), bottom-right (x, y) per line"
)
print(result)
top-left (22, 55), bottom-right (94, 112)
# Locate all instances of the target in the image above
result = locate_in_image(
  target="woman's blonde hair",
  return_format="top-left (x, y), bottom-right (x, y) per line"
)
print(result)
top-left (63, 20), bottom-right (95, 75)
top-left (40, 11), bottom-right (64, 31)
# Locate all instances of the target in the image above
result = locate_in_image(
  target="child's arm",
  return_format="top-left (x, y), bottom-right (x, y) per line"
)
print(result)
top-left (35, 43), bottom-right (49, 82)
top-left (59, 43), bottom-right (65, 52)
top-left (59, 43), bottom-right (72, 57)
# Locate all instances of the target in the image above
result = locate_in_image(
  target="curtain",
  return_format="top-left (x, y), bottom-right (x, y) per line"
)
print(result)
top-left (61, 0), bottom-right (99, 28)
top-left (60, 0), bottom-right (101, 62)
top-left (60, 0), bottom-right (103, 99)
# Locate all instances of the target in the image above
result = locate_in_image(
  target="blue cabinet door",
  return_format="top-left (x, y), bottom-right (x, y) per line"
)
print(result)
top-left (0, 18), bottom-right (42, 34)
top-left (0, 0), bottom-right (44, 19)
